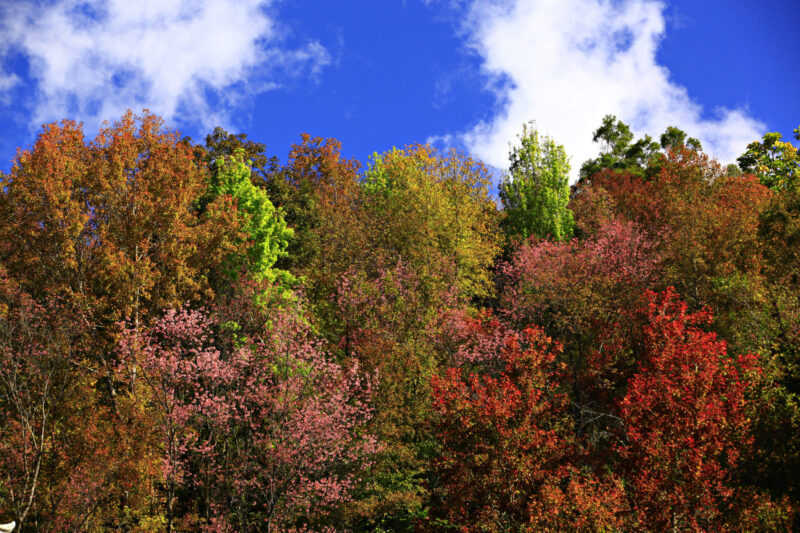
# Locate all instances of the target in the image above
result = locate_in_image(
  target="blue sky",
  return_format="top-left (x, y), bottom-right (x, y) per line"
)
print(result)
top-left (0, 0), bottom-right (797, 181)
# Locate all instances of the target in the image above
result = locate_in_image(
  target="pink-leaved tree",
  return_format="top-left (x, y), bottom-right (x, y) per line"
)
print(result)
top-left (116, 291), bottom-right (377, 532)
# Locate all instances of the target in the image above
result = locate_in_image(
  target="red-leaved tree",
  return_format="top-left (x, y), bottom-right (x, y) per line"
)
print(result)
top-left (429, 324), bottom-right (627, 532)
top-left (498, 218), bottom-right (661, 442)
top-left (619, 288), bottom-right (791, 530)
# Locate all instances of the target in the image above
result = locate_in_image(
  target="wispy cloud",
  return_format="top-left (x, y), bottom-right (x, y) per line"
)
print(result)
top-left (0, 0), bottom-right (330, 131)
top-left (433, 0), bottom-right (764, 180)
top-left (0, 73), bottom-right (19, 105)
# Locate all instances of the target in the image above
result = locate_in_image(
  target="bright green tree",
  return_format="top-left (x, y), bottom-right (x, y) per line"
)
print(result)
top-left (499, 122), bottom-right (574, 242)
top-left (737, 127), bottom-right (800, 190)
top-left (206, 150), bottom-right (295, 289)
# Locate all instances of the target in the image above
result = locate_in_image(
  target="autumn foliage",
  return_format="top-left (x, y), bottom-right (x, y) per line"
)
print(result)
top-left (0, 111), bottom-right (798, 531)
top-left (430, 289), bottom-right (790, 531)
top-left (115, 298), bottom-right (377, 531)
top-left (430, 325), bottom-right (628, 531)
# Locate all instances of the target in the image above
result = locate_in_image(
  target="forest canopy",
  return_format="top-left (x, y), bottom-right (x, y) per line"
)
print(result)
top-left (0, 110), bottom-right (799, 531)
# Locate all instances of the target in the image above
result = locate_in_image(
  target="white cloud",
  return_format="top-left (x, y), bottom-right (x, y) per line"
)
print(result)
top-left (0, 74), bottom-right (19, 92)
top-left (0, 73), bottom-right (19, 105)
top-left (0, 0), bottom-right (330, 131)
top-left (437, 0), bottom-right (764, 180)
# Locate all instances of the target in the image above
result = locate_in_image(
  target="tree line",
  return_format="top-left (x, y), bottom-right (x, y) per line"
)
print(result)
top-left (0, 109), bottom-right (798, 531)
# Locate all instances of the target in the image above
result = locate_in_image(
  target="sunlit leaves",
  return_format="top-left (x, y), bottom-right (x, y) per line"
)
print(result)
top-left (738, 128), bottom-right (800, 190)
top-left (499, 122), bottom-right (574, 242)
top-left (205, 150), bottom-right (294, 290)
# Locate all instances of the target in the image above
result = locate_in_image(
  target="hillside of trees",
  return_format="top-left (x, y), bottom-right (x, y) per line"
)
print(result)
top-left (0, 110), bottom-right (799, 531)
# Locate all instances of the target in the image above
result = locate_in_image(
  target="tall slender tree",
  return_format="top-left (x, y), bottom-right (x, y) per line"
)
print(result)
top-left (499, 122), bottom-right (574, 242)
top-left (203, 150), bottom-right (295, 291)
